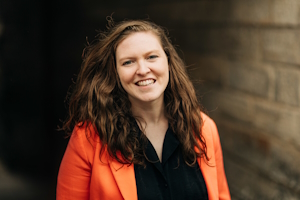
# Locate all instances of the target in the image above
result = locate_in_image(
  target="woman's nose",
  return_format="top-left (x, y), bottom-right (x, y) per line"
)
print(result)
top-left (136, 60), bottom-right (150, 75)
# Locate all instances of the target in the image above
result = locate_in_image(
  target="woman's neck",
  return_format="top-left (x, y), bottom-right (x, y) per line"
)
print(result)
top-left (131, 98), bottom-right (167, 127)
top-left (131, 99), bottom-right (168, 162)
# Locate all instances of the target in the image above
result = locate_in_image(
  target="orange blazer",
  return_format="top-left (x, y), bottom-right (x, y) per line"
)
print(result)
top-left (57, 113), bottom-right (231, 200)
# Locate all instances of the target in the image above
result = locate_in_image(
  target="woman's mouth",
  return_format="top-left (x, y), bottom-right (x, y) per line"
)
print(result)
top-left (136, 79), bottom-right (155, 86)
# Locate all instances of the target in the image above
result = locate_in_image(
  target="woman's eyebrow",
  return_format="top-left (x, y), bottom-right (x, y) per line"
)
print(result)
top-left (117, 50), bottom-right (160, 62)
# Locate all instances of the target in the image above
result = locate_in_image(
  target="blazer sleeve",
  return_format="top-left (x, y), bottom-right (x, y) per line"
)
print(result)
top-left (209, 119), bottom-right (231, 200)
top-left (56, 126), bottom-right (93, 200)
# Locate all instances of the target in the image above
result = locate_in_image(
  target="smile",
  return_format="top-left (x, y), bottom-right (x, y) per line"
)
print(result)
top-left (136, 79), bottom-right (155, 86)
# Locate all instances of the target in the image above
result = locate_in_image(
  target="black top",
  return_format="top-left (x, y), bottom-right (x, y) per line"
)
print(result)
top-left (134, 127), bottom-right (208, 200)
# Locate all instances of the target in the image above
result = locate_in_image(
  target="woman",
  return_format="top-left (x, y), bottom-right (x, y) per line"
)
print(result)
top-left (57, 19), bottom-right (230, 200)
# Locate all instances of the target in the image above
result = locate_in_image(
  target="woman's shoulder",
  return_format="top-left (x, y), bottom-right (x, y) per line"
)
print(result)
top-left (200, 112), bottom-right (220, 145)
top-left (72, 122), bottom-right (100, 141)
top-left (200, 112), bottom-right (216, 129)
top-left (69, 122), bottom-right (101, 155)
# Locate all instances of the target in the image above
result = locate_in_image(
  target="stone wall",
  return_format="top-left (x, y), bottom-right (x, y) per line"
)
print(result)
top-left (181, 1), bottom-right (300, 199)
top-left (86, 1), bottom-right (300, 199)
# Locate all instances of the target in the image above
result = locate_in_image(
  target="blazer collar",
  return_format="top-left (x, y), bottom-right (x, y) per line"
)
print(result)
top-left (108, 134), bottom-right (218, 200)
top-left (109, 152), bottom-right (218, 200)
top-left (109, 153), bottom-right (138, 200)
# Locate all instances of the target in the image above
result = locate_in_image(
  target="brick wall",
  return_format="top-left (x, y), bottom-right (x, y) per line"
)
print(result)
top-left (180, 1), bottom-right (300, 199)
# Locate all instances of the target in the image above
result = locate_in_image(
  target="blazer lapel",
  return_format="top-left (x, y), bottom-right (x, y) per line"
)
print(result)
top-left (109, 154), bottom-right (138, 200)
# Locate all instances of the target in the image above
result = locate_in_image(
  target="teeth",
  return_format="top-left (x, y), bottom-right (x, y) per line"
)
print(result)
top-left (137, 79), bottom-right (154, 86)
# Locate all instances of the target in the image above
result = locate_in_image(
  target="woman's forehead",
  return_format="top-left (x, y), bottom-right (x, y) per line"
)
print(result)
top-left (116, 31), bottom-right (163, 57)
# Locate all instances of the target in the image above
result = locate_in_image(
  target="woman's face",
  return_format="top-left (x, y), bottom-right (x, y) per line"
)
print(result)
top-left (116, 31), bottom-right (169, 106)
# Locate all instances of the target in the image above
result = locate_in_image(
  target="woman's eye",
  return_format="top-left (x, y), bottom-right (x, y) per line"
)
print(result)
top-left (122, 60), bottom-right (132, 66)
top-left (148, 55), bottom-right (158, 60)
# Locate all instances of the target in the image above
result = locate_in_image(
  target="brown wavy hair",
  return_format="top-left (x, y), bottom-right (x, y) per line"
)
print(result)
top-left (62, 18), bottom-right (208, 166)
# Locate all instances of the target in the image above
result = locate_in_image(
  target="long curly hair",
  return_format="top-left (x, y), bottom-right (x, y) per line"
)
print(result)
top-left (62, 18), bottom-right (208, 166)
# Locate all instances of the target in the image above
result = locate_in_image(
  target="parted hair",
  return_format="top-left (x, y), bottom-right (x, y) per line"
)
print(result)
top-left (62, 18), bottom-right (208, 166)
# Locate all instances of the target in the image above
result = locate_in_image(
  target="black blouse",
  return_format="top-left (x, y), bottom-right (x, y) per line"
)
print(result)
top-left (134, 127), bottom-right (208, 200)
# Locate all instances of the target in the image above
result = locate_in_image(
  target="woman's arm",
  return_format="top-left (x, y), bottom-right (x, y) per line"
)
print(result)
top-left (57, 126), bottom-right (92, 200)
top-left (210, 119), bottom-right (231, 200)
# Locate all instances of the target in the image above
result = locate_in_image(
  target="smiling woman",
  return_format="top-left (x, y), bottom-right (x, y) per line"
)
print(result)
top-left (116, 31), bottom-right (169, 106)
top-left (57, 19), bottom-right (231, 200)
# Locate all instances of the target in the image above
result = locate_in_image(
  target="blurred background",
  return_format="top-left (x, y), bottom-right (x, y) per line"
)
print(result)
top-left (0, 0), bottom-right (299, 199)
